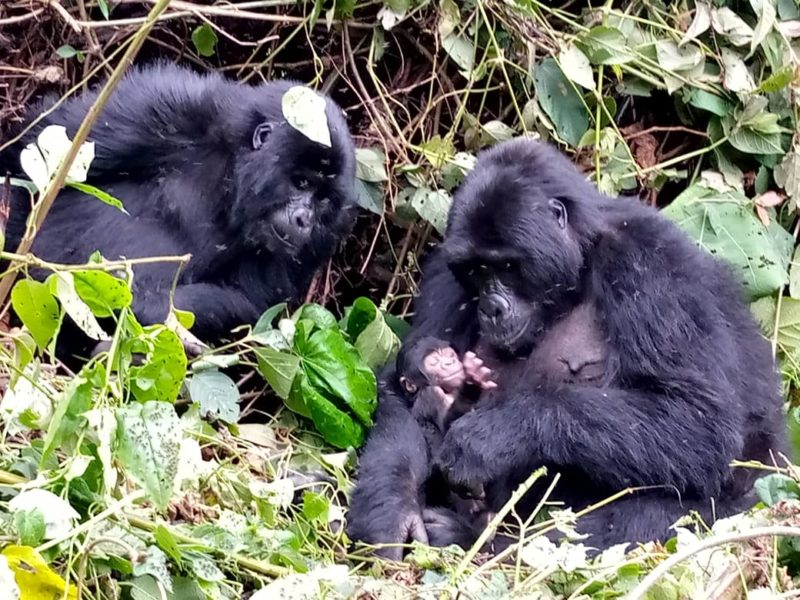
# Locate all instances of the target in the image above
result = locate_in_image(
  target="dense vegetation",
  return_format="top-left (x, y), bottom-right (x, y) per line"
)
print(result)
top-left (1, 0), bottom-right (800, 597)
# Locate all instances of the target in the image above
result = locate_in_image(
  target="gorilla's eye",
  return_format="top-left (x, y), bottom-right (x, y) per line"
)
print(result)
top-left (548, 198), bottom-right (568, 229)
top-left (252, 122), bottom-right (273, 150)
top-left (292, 175), bottom-right (311, 190)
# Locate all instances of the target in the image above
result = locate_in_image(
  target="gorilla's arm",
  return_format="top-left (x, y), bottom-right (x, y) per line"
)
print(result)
top-left (437, 216), bottom-right (748, 498)
top-left (347, 382), bottom-right (432, 560)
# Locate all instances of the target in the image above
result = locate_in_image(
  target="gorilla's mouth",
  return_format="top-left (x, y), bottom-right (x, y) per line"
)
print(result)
top-left (270, 224), bottom-right (299, 250)
top-left (438, 367), bottom-right (465, 388)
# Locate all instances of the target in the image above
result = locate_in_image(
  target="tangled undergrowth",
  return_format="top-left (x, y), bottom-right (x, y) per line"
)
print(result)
top-left (2, 0), bottom-right (800, 598)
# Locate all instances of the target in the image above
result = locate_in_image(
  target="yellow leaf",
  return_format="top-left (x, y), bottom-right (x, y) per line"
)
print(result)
top-left (2, 545), bottom-right (77, 600)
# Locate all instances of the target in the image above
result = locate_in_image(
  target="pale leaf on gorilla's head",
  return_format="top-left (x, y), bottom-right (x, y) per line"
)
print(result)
top-left (281, 86), bottom-right (332, 148)
top-left (19, 125), bottom-right (95, 193)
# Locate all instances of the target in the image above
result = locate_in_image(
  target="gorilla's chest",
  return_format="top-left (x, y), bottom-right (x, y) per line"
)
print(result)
top-left (478, 302), bottom-right (610, 387)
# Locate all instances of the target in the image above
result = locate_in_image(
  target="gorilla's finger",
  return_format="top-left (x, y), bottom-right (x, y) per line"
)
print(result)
top-left (406, 512), bottom-right (429, 545)
top-left (175, 324), bottom-right (209, 357)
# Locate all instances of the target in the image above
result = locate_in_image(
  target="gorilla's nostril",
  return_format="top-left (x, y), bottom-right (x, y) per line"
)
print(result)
top-left (292, 207), bottom-right (313, 232)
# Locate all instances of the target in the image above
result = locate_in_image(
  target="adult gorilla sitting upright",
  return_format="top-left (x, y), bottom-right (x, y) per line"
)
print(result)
top-left (348, 138), bottom-right (787, 558)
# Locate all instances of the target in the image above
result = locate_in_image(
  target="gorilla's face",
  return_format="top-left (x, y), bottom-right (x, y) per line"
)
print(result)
top-left (444, 139), bottom-right (596, 353)
top-left (232, 88), bottom-right (356, 256)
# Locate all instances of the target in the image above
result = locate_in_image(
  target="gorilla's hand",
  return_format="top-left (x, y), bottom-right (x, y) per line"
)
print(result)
top-left (434, 409), bottom-right (498, 492)
top-left (423, 507), bottom-right (479, 549)
top-left (373, 506), bottom-right (429, 561)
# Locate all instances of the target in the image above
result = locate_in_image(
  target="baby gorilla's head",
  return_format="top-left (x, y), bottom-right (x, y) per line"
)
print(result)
top-left (396, 336), bottom-right (465, 396)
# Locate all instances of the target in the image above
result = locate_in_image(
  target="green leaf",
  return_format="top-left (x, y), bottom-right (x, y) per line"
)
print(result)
top-left (294, 303), bottom-right (338, 330)
top-left (97, 0), bottom-right (110, 18)
top-left (355, 310), bottom-right (401, 370)
top-left (14, 509), bottom-right (45, 546)
top-left (790, 246), bottom-right (800, 299)
top-left (154, 525), bottom-right (182, 566)
top-left (750, 0), bottom-right (777, 53)
top-left (56, 45), bottom-right (79, 59)
top-left (758, 66), bottom-right (795, 93)
top-left (354, 179), bottom-right (385, 215)
top-left (576, 26), bottom-right (634, 65)
top-left (442, 33), bottom-right (475, 73)
top-left (11, 279), bottom-right (60, 350)
top-left (296, 328), bottom-right (377, 427)
top-left (355, 147), bottom-right (389, 182)
top-left (411, 187), bottom-right (451, 235)
top-left (775, 144), bottom-right (800, 200)
top-left (255, 346), bottom-right (301, 400)
top-left (558, 44), bottom-right (594, 89)
top-left (721, 115), bottom-right (785, 156)
top-left (282, 86), bottom-right (332, 148)
top-left (48, 272), bottom-right (108, 341)
top-left (116, 401), bottom-right (181, 510)
top-left (302, 491), bottom-right (329, 522)
top-left (133, 546), bottom-right (172, 594)
top-left (188, 370), bottom-right (240, 424)
top-left (720, 48), bottom-right (755, 92)
top-left (173, 308), bottom-right (195, 330)
top-left (191, 24), bottom-right (218, 57)
top-left (755, 474), bottom-right (800, 506)
top-left (479, 121), bottom-right (515, 147)
top-left (421, 135), bottom-right (456, 169)
top-left (72, 270), bottom-right (132, 317)
top-left (345, 297), bottom-right (379, 339)
top-left (41, 374), bottom-right (93, 464)
top-left (68, 181), bottom-right (126, 212)
top-left (253, 302), bottom-right (288, 334)
top-left (129, 327), bottom-right (187, 403)
top-left (663, 184), bottom-right (793, 298)
top-left (533, 57), bottom-right (589, 146)
top-left (685, 89), bottom-right (732, 117)
top-left (299, 376), bottom-right (364, 449)
top-left (184, 551), bottom-right (225, 583)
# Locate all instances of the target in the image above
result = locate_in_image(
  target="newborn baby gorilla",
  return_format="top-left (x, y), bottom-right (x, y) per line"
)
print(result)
top-left (397, 336), bottom-right (496, 443)
top-left (0, 63), bottom-right (356, 359)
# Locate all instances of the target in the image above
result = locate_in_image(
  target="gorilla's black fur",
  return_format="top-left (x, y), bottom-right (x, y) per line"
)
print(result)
top-left (1, 63), bottom-right (355, 356)
top-left (348, 138), bottom-right (787, 559)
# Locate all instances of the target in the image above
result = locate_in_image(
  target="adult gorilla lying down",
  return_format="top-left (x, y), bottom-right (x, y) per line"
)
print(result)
top-left (0, 63), bottom-right (355, 358)
top-left (348, 138), bottom-right (787, 558)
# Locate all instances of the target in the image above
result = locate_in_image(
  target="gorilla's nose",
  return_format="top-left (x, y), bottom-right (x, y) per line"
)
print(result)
top-left (290, 206), bottom-right (314, 233)
top-left (479, 295), bottom-right (510, 323)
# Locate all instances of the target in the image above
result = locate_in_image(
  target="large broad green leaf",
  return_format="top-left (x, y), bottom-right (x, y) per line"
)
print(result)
top-left (663, 184), bottom-right (793, 298)
top-left (299, 376), bottom-right (364, 449)
top-left (533, 57), bottom-right (589, 146)
top-left (72, 270), bottom-right (132, 317)
top-left (295, 328), bottom-right (377, 427)
top-left (576, 26), bottom-right (634, 65)
top-left (345, 297), bottom-right (379, 339)
top-left (11, 279), bottom-right (60, 350)
top-left (411, 187), bottom-right (451, 235)
top-left (116, 401), bottom-right (181, 510)
top-left (254, 347), bottom-right (301, 400)
top-left (188, 370), bottom-right (240, 424)
top-left (253, 303), bottom-right (288, 335)
top-left (294, 303), bottom-right (338, 330)
top-left (355, 147), bottom-right (389, 182)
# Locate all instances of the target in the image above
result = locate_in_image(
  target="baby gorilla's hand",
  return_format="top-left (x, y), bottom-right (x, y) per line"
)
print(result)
top-left (463, 352), bottom-right (497, 390)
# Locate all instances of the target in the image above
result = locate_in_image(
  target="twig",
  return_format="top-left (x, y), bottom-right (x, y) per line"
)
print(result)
top-left (0, 0), bottom-right (175, 307)
top-left (627, 526), bottom-right (800, 600)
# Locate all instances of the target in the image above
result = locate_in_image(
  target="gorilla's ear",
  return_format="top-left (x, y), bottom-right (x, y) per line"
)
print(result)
top-left (252, 122), bottom-right (274, 150)
top-left (400, 377), bottom-right (418, 394)
top-left (548, 198), bottom-right (568, 229)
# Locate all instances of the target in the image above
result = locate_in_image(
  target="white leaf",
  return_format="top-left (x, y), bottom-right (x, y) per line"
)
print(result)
top-left (778, 20), bottom-right (800, 38)
top-left (750, 0), bottom-right (777, 53)
top-left (251, 566), bottom-right (350, 600)
top-left (19, 145), bottom-right (49, 193)
top-left (281, 86), bottom-right (332, 148)
top-left (559, 44), bottom-right (595, 89)
top-left (442, 33), bottom-right (475, 73)
top-left (19, 125), bottom-right (95, 192)
top-left (0, 364), bottom-right (54, 434)
top-left (64, 455), bottom-right (93, 481)
top-left (680, 2), bottom-right (711, 46)
top-left (0, 556), bottom-right (20, 600)
top-left (176, 438), bottom-right (215, 489)
top-left (355, 147), bottom-right (389, 182)
top-left (377, 6), bottom-right (404, 30)
top-left (711, 7), bottom-right (754, 46)
top-left (8, 489), bottom-right (80, 540)
top-left (249, 479), bottom-right (294, 509)
top-left (85, 408), bottom-right (118, 494)
top-left (51, 272), bottom-right (109, 341)
top-left (720, 48), bottom-right (756, 92)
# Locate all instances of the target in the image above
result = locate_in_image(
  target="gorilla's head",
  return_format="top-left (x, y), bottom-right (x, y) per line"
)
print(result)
top-left (230, 82), bottom-right (356, 256)
top-left (443, 138), bottom-right (605, 353)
